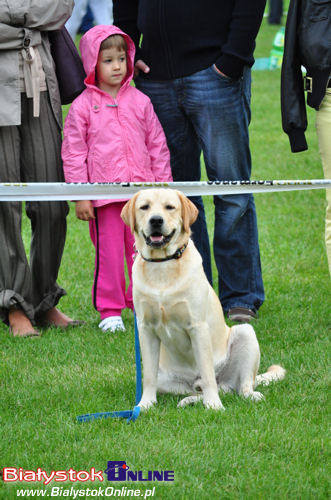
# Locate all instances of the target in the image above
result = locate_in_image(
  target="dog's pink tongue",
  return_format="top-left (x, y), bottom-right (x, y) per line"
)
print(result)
top-left (150, 235), bottom-right (163, 243)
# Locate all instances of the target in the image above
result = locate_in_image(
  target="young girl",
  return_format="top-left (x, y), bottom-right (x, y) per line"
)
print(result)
top-left (62, 25), bottom-right (172, 332)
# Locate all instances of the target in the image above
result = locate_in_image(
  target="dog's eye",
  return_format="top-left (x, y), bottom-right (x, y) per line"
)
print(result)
top-left (165, 205), bottom-right (175, 210)
top-left (140, 204), bottom-right (150, 211)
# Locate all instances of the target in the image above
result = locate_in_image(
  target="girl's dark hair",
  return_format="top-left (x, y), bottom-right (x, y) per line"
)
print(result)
top-left (100, 34), bottom-right (127, 52)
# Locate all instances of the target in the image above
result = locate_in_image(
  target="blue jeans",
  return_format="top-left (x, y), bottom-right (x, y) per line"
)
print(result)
top-left (136, 65), bottom-right (264, 312)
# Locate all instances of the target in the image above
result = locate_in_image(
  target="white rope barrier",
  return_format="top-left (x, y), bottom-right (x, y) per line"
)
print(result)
top-left (0, 180), bottom-right (329, 201)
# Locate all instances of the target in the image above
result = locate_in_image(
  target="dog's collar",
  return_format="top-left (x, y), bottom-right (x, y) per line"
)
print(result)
top-left (137, 242), bottom-right (188, 263)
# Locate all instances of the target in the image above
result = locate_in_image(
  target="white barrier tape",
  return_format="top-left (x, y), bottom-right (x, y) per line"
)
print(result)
top-left (0, 180), bottom-right (329, 201)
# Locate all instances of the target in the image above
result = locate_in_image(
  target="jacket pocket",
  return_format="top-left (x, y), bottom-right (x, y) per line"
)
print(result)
top-left (88, 157), bottom-right (127, 183)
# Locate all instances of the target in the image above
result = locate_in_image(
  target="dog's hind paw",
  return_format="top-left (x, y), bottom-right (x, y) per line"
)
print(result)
top-left (177, 395), bottom-right (203, 408)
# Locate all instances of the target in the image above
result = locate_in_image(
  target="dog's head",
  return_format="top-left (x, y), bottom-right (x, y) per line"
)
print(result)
top-left (121, 189), bottom-right (198, 257)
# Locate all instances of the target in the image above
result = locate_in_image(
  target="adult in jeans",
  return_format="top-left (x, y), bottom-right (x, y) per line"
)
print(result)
top-left (113, 0), bottom-right (265, 322)
top-left (65, 0), bottom-right (113, 40)
top-left (0, 0), bottom-right (79, 336)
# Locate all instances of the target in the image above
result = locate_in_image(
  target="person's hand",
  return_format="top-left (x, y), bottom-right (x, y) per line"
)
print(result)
top-left (213, 64), bottom-right (230, 79)
top-left (75, 200), bottom-right (95, 221)
top-left (134, 59), bottom-right (150, 78)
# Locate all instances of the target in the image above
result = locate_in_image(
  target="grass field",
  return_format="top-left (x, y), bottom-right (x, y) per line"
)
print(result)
top-left (1, 11), bottom-right (330, 500)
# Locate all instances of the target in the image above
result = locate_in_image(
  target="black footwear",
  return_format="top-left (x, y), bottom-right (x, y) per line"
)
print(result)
top-left (227, 307), bottom-right (257, 323)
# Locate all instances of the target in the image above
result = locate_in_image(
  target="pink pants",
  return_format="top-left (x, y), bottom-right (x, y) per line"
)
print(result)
top-left (89, 202), bottom-right (135, 319)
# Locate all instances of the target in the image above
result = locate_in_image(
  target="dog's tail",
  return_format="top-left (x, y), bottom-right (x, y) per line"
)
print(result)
top-left (255, 365), bottom-right (286, 387)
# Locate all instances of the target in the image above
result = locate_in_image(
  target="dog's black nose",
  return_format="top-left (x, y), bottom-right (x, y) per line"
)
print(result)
top-left (149, 215), bottom-right (163, 228)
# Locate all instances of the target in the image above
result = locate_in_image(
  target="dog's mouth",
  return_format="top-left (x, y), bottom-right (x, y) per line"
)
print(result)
top-left (143, 229), bottom-right (176, 248)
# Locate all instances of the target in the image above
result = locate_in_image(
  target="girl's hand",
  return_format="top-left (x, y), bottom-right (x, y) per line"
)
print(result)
top-left (75, 200), bottom-right (95, 221)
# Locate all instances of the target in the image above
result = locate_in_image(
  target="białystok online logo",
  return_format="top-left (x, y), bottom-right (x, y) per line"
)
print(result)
top-left (2, 462), bottom-right (174, 485)
top-left (104, 462), bottom-right (174, 482)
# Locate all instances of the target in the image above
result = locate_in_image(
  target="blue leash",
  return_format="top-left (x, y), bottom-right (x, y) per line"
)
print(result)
top-left (77, 314), bottom-right (142, 424)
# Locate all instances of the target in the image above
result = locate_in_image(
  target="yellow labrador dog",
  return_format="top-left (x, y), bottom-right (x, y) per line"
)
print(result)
top-left (121, 188), bottom-right (285, 411)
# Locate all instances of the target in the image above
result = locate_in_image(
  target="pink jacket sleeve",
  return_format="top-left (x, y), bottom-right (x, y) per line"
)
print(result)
top-left (61, 99), bottom-right (89, 183)
top-left (144, 101), bottom-right (173, 182)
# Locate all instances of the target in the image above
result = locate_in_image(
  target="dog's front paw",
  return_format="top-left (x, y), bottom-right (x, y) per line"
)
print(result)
top-left (243, 391), bottom-right (265, 402)
top-left (249, 391), bottom-right (265, 402)
top-left (138, 399), bottom-right (157, 411)
top-left (204, 401), bottom-right (225, 411)
top-left (204, 398), bottom-right (225, 411)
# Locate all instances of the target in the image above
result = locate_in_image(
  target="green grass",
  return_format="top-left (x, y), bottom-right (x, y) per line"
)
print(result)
top-left (1, 12), bottom-right (330, 500)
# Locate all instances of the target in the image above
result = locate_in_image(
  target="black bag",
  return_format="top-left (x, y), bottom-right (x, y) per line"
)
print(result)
top-left (49, 27), bottom-right (86, 105)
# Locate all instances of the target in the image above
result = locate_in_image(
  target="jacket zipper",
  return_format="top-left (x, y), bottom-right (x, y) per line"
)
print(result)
top-left (112, 98), bottom-right (131, 181)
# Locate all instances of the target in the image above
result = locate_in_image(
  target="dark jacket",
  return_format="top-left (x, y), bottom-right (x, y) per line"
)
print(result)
top-left (113, 0), bottom-right (266, 80)
top-left (281, 0), bottom-right (331, 153)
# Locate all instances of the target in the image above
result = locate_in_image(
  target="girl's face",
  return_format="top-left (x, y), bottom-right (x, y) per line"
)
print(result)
top-left (96, 46), bottom-right (127, 97)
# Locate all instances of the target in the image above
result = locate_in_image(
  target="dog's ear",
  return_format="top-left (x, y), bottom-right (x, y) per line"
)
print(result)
top-left (121, 193), bottom-right (138, 233)
top-left (177, 191), bottom-right (199, 233)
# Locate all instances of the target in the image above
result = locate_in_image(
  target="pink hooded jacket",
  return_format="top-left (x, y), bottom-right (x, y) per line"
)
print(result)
top-left (62, 25), bottom-right (172, 207)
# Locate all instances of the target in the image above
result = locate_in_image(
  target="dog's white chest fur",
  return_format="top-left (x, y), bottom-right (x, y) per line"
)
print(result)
top-left (135, 283), bottom-right (196, 359)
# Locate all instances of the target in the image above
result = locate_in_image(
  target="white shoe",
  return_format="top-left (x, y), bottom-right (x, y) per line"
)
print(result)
top-left (99, 316), bottom-right (125, 332)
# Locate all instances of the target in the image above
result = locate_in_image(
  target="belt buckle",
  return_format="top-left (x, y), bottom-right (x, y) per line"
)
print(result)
top-left (304, 76), bottom-right (313, 93)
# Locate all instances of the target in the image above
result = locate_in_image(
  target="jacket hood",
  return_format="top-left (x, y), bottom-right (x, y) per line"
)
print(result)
top-left (79, 25), bottom-right (135, 89)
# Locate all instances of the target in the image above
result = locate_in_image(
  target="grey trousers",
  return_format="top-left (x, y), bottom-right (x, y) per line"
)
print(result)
top-left (0, 92), bottom-right (69, 324)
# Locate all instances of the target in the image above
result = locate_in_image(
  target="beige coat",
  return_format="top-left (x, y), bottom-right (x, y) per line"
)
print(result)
top-left (0, 0), bottom-right (74, 127)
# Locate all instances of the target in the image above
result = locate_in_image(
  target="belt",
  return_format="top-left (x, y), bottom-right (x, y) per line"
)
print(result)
top-left (304, 75), bottom-right (331, 92)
